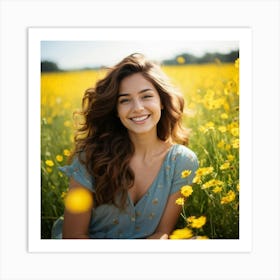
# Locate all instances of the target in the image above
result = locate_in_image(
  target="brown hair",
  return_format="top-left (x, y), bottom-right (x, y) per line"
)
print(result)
top-left (72, 53), bottom-right (189, 208)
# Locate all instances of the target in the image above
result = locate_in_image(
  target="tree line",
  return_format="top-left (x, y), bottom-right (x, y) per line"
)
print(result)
top-left (41, 61), bottom-right (62, 72)
top-left (163, 50), bottom-right (239, 65)
top-left (41, 50), bottom-right (239, 72)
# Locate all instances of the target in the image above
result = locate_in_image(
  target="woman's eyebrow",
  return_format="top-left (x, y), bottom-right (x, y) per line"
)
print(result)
top-left (139, 88), bottom-right (153, 94)
top-left (118, 88), bottom-right (153, 97)
top-left (118, 93), bottom-right (129, 97)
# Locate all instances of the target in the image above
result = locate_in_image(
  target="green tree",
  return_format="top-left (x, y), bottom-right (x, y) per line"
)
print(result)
top-left (41, 61), bottom-right (60, 72)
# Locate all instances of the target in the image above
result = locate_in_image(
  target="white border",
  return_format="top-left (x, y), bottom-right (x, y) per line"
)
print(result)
top-left (28, 27), bottom-right (252, 253)
top-left (1, 1), bottom-right (279, 279)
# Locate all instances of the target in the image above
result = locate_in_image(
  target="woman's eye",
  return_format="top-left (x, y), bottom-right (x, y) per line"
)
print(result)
top-left (143, 95), bottom-right (153, 99)
top-left (119, 98), bottom-right (130, 104)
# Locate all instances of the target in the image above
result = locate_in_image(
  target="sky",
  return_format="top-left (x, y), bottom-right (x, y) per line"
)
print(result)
top-left (41, 40), bottom-right (239, 70)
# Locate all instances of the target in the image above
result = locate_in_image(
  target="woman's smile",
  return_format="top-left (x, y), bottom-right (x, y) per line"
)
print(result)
top-left (129, 114), bottom-right (151, 124)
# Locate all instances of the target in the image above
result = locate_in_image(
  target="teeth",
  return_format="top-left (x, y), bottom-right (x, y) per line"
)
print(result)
top-left (131, 115), bottom-right (149, 122)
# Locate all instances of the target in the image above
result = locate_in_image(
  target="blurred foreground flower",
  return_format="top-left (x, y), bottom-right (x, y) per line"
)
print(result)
top-left (64, 187), bottom-right (93, 213)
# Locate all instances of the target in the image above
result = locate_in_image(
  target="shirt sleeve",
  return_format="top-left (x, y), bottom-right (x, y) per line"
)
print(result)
top-left (170, 145), bottom-right (199, 195)
top-left (58, 155), bottom-right (95, 192)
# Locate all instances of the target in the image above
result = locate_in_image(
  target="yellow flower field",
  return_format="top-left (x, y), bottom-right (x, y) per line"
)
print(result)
top-left (41, 61), bottom-right (239, 239)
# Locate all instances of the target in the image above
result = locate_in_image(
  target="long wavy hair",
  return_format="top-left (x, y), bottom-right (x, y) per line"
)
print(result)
top-left (72, 53), bottom-right (189, 208)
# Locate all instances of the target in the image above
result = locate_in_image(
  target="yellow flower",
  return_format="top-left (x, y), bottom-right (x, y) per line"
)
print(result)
top-left (46, 167), bottom-right (53, 173)
top-left (205, 89), bottom-right (215, 99)
top-left (217, 140), bottom-right (225, 149)
top-left (45, 160), bottom-right (54, 167)
top-left (196, 236), bottom-right (209, 240)
top-left (61, 191), bottom-right (67, 199)
top-left (187, 216), bottom-right (207, 229)
top-left (187, 216), bottom-right (195, 223)
top-left (232, 138), bottom-right (239, 149)
top-left (218, 126), bottom-right (227, 133)
top-left (199, 121), bottom-right (216, 133)
top-left (180, 185), bottom-right (193, 197)
top-left (192, 175), bottom-right (202, 184)
top-left (212, 186), bottom-right (223, 193)
top-left (221, 190), bottom-right (236, 204)
top-left (225, 144), bottom-right (231, 150)
top-left (220, 161), bottom-right (230, 170)
top-left (176, 56), bottom-right (185, 64)
top-left (181, 170), bottom-right (192, 178)
top-left (202, 179), bottom-right (223, 189)
top-left (199, 125), bottom-right (208, 134)
top-left (64, 187), bottom-right (93, 213)
top-left (196, 167), bottom-right (214, 177)
top-left (236, 183), bottom-right (240, 191)
top-left (175, 197), bottom-right (185, 206)
top-left (205, 121), bottom-right (215, 129)
top-left (227, 154), bottom-right (235, 161)
top-left (64, 120), bottom-right (72, 127)
top-left (230, 127), bottom-right (239, 137)
top-left (56, 155), bottom-right (63, 162)
top-left (63, 149), bottom-right (71, 156)
top-left (227, 121), bottom-right (239, 131)
top-left (223, 102), bottom-right (230, 111)
top-left (169, 227), bottom-right (193, 239)
top-left (221, 113), bottom-right (228, 119)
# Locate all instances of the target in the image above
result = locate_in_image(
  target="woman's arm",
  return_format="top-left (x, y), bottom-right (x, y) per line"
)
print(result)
top-left (147, 191), bottom-right (182, 239)
top-left (62, 178), bottom-right (93, 239)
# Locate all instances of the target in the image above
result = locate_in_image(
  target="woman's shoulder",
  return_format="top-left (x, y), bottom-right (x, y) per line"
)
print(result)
top-left (168, 144), bottom-right (199, 171)
top-left (58, 152), bottom-right (94, 191)
top-left (165, 144), bottom-right (199, 192)
top-left (171, 144), bottom-right (198, 161)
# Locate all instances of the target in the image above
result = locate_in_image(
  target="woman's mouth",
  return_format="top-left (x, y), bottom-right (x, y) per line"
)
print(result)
top-left (129, 114), bottom-right (150, 123)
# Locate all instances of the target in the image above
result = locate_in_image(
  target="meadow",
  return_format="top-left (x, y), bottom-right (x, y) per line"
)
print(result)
top-left (41, 61), bottom-right (239, 239)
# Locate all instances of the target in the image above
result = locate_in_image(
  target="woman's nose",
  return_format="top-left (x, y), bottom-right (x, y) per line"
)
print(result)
top-left (132, 98), bottom-right (144, 112)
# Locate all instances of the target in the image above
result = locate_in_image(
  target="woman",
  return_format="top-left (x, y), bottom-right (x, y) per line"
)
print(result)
top-left (52, 53), bottom-right (198, 239)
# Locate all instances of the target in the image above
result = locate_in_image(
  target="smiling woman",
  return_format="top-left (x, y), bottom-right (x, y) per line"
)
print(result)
top-left (117, 73), bottom-right (163, 137)
top-left (52, 53), bottom-right (199, 239)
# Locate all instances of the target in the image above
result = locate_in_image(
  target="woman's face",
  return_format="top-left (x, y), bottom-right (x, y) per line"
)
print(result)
top-left (117, 73), bottom-right (163, 138)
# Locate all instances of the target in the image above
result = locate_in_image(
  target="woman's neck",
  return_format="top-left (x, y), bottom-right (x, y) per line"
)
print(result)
top-left (129, 133), bottom-right (171, 162)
